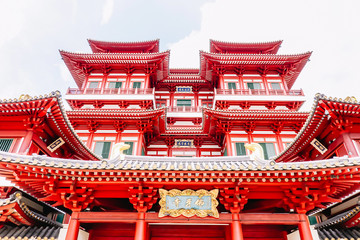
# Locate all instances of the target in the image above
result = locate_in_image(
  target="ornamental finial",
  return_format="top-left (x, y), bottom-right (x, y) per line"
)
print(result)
top-left (110, 142), bottom-right (131, 160)
top-left (344, 96), bottom-right (357, 102)
top-left (19, 94), bottom-right (31, 100)
top-left (245, 143), bottom-right (265, 160)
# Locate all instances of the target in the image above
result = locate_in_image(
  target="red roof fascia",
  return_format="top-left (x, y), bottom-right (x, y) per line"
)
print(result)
top-left (169, 69), bottom-right (200, 74)
top-left (66, 108), bottom-right (166, 120)
top-left (210, 40), bottom-right (283, 54)
top-left (88, 39), bottom-right (160, 53)
top-left (275, 95), bottom-right (360, 162)
top-left (203, 109), bottom-right (309, 120)
top-left (60, 50), bottom-right (170, 88)
top-left (200, 51), bottom-right (311, 89)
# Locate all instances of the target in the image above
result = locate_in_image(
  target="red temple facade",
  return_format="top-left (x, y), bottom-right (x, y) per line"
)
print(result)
top-left (0, 39), bottom-right (359, 240)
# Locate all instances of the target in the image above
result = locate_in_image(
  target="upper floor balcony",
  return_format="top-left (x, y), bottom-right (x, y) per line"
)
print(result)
top-left (214, 88), bottom-right (305, 110)
top-left (167, 106), bottom-right (202, 118)
top-left (65, 87), bottom-right (155, 109)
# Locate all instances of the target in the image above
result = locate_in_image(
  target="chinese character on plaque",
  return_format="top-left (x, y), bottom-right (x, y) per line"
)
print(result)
top-left (158, 189), bottom-right (219, 218)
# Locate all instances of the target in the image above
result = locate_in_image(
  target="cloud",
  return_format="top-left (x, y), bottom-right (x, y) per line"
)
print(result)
top-left (101, 0), bottom-right (114, 25)
top-left (168, 0), bottom-right (360, 110)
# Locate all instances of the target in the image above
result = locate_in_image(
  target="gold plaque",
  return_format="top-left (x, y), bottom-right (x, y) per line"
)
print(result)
top-left (310, 138), bottom-right (327, 154)
top-left (159, 189), bottom-right (219, 218)
top-left (47, 137), bottom-right (65, 152)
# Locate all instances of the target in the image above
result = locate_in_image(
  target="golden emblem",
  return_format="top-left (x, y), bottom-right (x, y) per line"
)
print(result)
top-left (158, 189), bottom-right (219, 218)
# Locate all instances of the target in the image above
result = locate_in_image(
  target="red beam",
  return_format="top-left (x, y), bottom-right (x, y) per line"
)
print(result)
top-left (77, 212), bottom-right (302, 225)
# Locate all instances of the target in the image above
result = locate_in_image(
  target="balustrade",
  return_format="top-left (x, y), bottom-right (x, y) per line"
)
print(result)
top-left (67, 87), bottom-right (154, 95)
top-left (215, 88), bottom-right (304, 96)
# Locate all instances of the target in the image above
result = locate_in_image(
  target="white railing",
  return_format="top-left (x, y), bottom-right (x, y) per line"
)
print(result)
top-left (215, 88), bottom-right (304, 96)
top-left (67, 87), bottom-right (154, 95)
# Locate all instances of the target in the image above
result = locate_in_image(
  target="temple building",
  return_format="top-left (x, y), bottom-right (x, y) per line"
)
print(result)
top-left (0, 39), bottom-right (359, 240)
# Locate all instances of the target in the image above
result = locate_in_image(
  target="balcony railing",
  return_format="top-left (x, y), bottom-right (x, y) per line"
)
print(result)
top-left (168, 106), bottom-right (202, 112)
top-left (67, 87), bottom-right (154, 95)
top-left (215, 89), bottom-right (304, 96)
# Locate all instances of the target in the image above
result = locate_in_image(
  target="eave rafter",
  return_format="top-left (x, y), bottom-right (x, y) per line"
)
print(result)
top-left (0, 151), bottom-right (359, 213)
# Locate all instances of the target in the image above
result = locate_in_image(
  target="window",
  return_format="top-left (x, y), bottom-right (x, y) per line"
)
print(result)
top-left (94, 141), bottom-right (111, 159)
top-left (123, 142), bottom-right (134, 155)
top-left (271, 83), bottom-right (281, 90)
top-left (133, 82), bottom-right (141, 88)
top-left (0, 139), bottom-right (13, 152)
top-left (259, 143), bottom-right (276, 160)
top-left (177, 99), bottom-right (191, 107)
top-left (247, 82), bottom-right (261, 89)
top-left (235, 143), bottom-right (246, 156)
top-left (108, 82), bottom-right (122, 89)
top-left (228, 82), bottom-right (236, 89)
top-left (88, 82), bottom-right (99, 89)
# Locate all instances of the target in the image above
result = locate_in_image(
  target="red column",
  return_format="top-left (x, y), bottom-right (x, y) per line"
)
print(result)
top-left (194, 91), bottom-right (199, 109)
top-left (225, 132), bottom-right (233, 156)
top-left (231, 213), bottom-right (244, 240)
top-left (144, 74), bottom-right (150, 89)
top-left (238, 75), bottom-right (244, 90)
top-left (298, 214), bottom-right (313, 240)
top-left (86, 132), bottom-right (94, 149)
top-left (276, 134), bottom-right (284, 152)
top-left (66, 212), bottom-right (80, 240)
top-left (125, 74), bottom-right (131, 89)
top-left (262, 76), bottom-right (269, 94)
top-left (136, 132), bottom-right (144, 156)
top-left (219, 74), bottom-right (225, 89)
top-left (19, 131), bottom-right (33, 154)
top-left (169, 91), bottom-right (175, 107)
top-left (134, 212), bottom-right (147, 240)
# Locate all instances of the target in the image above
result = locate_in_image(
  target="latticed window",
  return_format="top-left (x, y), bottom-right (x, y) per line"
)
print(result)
top-left (94, 141), bottom-right (111, 159)
top-left (235, 143), bottom-right (246, 156)
top-left (247, 82), bottom-right (261, 89)
top-left (108, 82), bottom-right (122, 89)
top-left (271, 83), bottom-right (281, 90)
top-left (259, 143), bottom-right (276, 160)
top-left (133, 82), bottom-right (141, 88)
top-left (88, 82), bottom-right (99, 88)
top-left (177, 99), bottom-right (191, 107)
top-left (0, 139), bottom-right (13, 152)
top-left (228, 82), bottom-right (236, 89)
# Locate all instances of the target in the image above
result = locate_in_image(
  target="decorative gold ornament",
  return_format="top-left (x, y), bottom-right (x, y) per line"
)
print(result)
top-left (158, 189), bottom-right (219, 218)
top-left (19, 94), bottom-right (31, 100)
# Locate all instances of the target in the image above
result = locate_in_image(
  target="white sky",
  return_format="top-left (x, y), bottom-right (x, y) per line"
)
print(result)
top-left (0, 0), bottom-right (359, 111)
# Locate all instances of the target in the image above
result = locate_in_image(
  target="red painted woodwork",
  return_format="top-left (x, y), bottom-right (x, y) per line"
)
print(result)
top-left (66, 212), bottom-right (80, 240)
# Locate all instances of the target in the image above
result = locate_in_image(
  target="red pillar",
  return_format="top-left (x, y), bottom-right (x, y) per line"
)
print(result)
top-left (125, 74), bottom-right (131, 89)
top-left (298, 214), bottom-right (313, 240)
top-left (86, 132), bottom-right (94, 149)
top-left (219, 74), bottom-right (225, 89)
top-left (194, 91), bottom-right (199, 109)
top-left (169, 91), bottom-right (175, 107)
top-left (136, 132), bottom-right (144, 156)
top-left (19, 131), bottom-right (33, 154)
top-left (276, 134), bottom-right (284, 152)
top-left (238, 75), bottom-right (244, 90)
top-left (225, 132), bottom-right (233, 156)
top-left (66, 212), bottom-right (80, 240)
top-left (144, 74), bottom-right (150, 89)
top-left (134, 212), bottom-right (147, 240)
top-left (231, 213), bottom-right (244, 240)
top-left (262, 76), bottom-right (269, 94)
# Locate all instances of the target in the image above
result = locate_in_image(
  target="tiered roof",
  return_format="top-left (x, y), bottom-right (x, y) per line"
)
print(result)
top-left (210, 40), bottom-right (283, 54)
top-left (88, 39), bottom-right (160, 53)
top-left (200, 51), bottom-right (312, 89)
top-left (60, 50), bottom-right (170, 88)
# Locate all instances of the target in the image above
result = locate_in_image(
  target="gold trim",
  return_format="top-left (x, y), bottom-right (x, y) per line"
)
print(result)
top-left (158, 189), bottom-right (219, 218)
